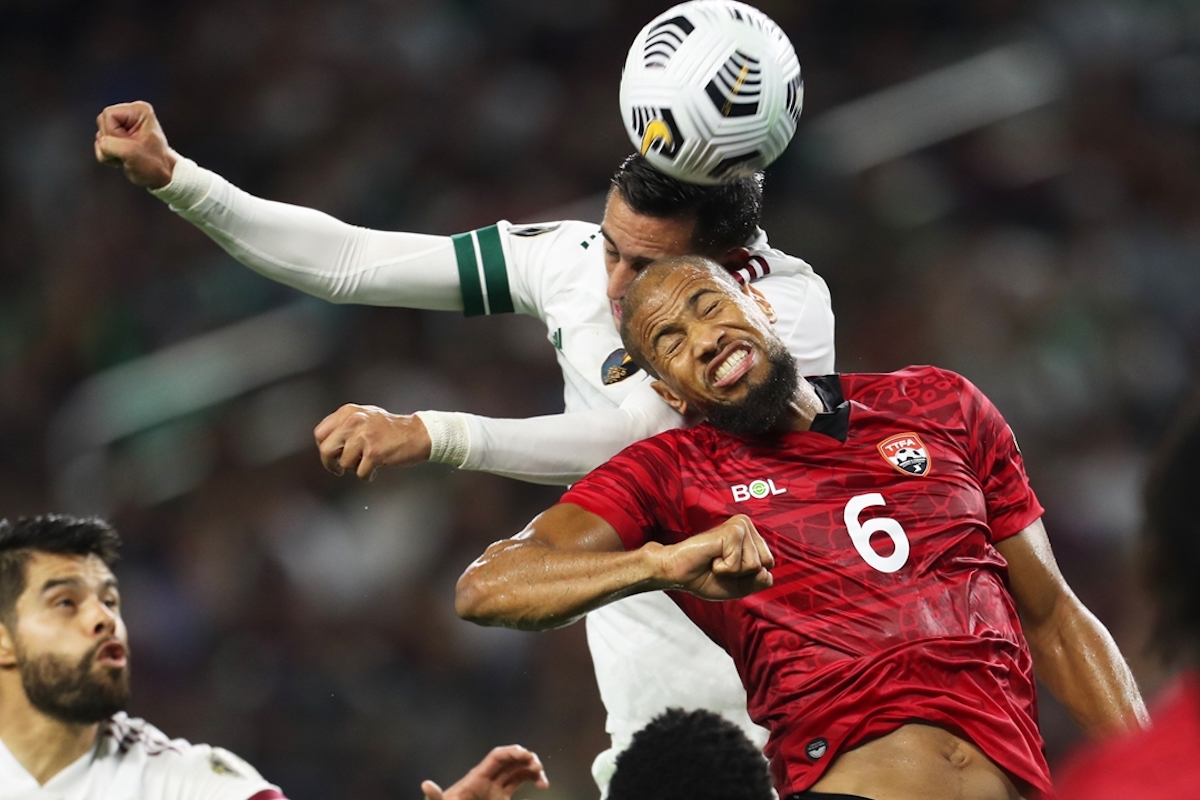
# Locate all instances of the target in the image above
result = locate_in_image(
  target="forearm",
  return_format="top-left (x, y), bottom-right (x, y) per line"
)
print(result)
top-left (1028, 596), bottom-right (1149, 736)
top-left (151, 157), bottom-right (464, 310)
top-left (420, 386), bottom-right (683, 485)
top-left (456, 538), bottom-right (666, 630)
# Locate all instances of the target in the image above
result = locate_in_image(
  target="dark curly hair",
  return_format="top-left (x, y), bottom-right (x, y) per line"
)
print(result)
top-left (0, 515), bottom-right (121, 630)
top-left (608, 708), bottom-right (774, 800)
top-left (610, 154), bottom-right (764, 256)
top-left (1144, 391), bottom-right (1200, 661)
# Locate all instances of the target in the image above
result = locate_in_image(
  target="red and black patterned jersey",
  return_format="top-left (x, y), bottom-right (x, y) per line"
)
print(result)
top-left (562, 366), bottom-right (1050, 795)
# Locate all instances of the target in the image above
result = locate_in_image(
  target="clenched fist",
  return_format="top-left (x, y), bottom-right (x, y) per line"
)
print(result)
top-left (314, 404), bottom-right (433, 480)
top-left (94, 101), bottom-right (177, 189)
top-left (658, 514), bottom-right (775, 600)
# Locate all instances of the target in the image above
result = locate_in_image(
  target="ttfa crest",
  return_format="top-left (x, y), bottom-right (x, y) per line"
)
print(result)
top-left (878, 432), bottom-right (931, 477)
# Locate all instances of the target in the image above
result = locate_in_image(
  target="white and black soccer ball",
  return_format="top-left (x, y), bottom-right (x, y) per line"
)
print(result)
top-left (619, 0), bottom-right (803, 185)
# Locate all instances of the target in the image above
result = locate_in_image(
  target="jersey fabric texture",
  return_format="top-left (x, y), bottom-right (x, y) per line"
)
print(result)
top-left (152, 159), bottom-right (836, 788)
top-left (562, 367), bottom-right (1051, 795)
top-left (1055, 672), bottom-right (1200, 800)
top-left (0, 713), bottom-right (281, 800)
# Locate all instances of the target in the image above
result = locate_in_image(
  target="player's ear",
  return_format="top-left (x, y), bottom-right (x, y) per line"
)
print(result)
top-left (742, 282), bottom-right (777, 324)
top-left (0, 622), bottom-right (16, 668)
top-left (651, 380), bottom-right (690, 417)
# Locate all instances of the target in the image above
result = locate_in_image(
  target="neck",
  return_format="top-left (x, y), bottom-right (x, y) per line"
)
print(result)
top-left (783, 378), bottom-right (824, 432)
top-left (0, 679), bottom-right (100, 785)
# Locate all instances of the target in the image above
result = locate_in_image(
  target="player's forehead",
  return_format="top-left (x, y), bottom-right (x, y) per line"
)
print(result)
top-left (22, 552), bottom-right (116, 599)
top-left (630, 264), bottom-right (730, 339)
top-left (601, 192), bottom-right (696, 258)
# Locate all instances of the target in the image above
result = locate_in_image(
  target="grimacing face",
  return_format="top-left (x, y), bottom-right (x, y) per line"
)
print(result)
top-left (2, 552), bottom-right (131, 724)
top-left (626, 261), bottom-right (789, 425)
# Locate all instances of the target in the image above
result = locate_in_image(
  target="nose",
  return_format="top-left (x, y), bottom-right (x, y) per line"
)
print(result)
top-left (692, 320), bottom-right (725, 362)
top-left (87, 598), bottom-right (118, 638)
top-left (607, 259), bottom-right (638, 301)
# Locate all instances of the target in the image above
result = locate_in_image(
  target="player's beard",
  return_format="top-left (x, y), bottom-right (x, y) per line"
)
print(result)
top-left (706, 338), bottom-right (800, 437)
top-left (16, 638), bottom-right (131, 724)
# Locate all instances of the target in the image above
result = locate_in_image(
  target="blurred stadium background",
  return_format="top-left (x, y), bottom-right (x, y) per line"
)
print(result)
top-left (2, 0), bottom-right (1199, 797)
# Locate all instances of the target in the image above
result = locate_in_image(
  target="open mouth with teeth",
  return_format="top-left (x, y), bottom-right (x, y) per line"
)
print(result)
top-left (711, 345), bottom-right (755, 388)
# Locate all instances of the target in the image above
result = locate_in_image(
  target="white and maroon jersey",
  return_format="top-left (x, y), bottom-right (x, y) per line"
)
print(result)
top-left (153, 159), bottom-right (836, 788)
top-left (0, 713), bottom-right (282, 800)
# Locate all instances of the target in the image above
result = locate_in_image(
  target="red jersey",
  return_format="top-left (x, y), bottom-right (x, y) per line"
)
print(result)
top-left (562, 366), bottom-right (1050, 795)
top-left (1055, 672), bottom-right (1200, 799)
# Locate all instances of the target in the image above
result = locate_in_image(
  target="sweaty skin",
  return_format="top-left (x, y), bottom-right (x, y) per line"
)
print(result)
top-left (458, 257), bottom-right (1148, 800)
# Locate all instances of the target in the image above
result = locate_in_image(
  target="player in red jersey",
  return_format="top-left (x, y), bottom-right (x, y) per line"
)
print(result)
top-left (1055, 393), bottom-right (1200, 799)
top-left (455, 256), bottom-right (1148, 800)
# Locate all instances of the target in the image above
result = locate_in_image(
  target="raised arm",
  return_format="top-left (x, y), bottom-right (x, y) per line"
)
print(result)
top-left (314, 379), bottom-right (682, 485)
top-left (95, 101), bottom-right (464, 311)
top-left (455, 504), bottom-right (774, 630)
top-left (995, 519), bottom-right (1149, 736)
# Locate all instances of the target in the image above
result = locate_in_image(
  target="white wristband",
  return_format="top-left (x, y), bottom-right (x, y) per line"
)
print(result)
top-left (149, 153), bottom-right (214, 211)
top-left (414, 410), bottom-right (471, 468)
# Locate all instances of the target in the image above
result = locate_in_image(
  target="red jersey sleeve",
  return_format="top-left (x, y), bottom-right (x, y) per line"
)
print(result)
top-left (955, 372), bottom-right (1044, 541)
top-left (561, 434), bottom-right (685, 551)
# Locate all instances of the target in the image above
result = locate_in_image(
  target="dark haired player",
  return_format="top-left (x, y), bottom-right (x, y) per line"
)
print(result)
top-left (456, 257), bottom-right (1148, 799)
top-left (0, 514), bottom-right (547, 800)
top-left (1056, 392), bottom-right (1200, 799)
top-left (95, 101), bottom-right (835, 787)
top-left (608, 708), bottom-right (773, 800)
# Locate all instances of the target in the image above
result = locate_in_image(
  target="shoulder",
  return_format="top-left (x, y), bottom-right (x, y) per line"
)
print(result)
top-left (100, 714), bottom-right (273, 790)
top-left (840, 367), bottom-right (974, 424)
top-left (498, 219), bottom-right (600, 249)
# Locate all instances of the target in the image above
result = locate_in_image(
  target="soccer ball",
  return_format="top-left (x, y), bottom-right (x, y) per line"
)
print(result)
top-left (619, 1), bottom-right (803, 185)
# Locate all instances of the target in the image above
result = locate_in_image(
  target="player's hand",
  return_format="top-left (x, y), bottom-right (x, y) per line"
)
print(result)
top-left (658, 514), bottom-right (774, 600)
top-left (313, 403), bottom-right (432, 480)
top-left (421, 745), bottom-right (549, 800)
top-left (94, 101), bottom-right (177, 189)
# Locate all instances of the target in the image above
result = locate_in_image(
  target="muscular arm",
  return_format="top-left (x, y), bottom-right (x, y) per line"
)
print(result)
top-left (996, 519), bottom-right (1149, 736)
top-left (455, 504), bottom-right (774, 630)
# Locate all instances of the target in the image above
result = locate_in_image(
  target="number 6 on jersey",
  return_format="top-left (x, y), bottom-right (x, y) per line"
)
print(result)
top-left (844, 493), bottom-right (910, 573)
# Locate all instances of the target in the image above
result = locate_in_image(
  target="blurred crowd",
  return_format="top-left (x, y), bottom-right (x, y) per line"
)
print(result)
top-left (1, 0), bottom-right (1198, 798)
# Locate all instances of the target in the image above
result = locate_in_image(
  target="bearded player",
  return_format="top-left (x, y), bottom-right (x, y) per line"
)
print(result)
top-left (455, 256), bottom-right (1148, 800)
top-left (0, 514), bottom-right (547, 800)
top-left (94, 99), bottom-right (834, 787)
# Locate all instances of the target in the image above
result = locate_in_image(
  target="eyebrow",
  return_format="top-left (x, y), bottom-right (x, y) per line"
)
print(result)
top-left (40, 576), bottom-right (119, 594)
top-left (598, 229), bottom-right (658, 270)
top-left (649, 288), bottom-right (715, 354)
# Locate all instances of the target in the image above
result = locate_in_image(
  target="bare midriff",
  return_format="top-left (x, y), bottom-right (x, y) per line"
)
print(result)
top-left (805, 723), bottom-right (1027, 800)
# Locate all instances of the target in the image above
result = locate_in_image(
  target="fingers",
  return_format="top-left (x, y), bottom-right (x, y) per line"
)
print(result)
top-left (94, 133), bottom-right (141, 166)
top-left (713, 515), bottom-right (769, 576)
top-left (421, 780), bottom-right (445, 800)
top-left (481, 745), bottom-right (549, 792)
top-left (96, 101), bottom-right (155, 136)
top-left (314, 406), bottom-right (357, 476)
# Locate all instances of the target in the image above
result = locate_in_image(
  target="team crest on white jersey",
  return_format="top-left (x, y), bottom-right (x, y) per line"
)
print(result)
top-left (878, 433), bottom-right (930, 477)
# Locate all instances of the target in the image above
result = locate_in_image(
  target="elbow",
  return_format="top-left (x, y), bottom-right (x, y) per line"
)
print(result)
top-left (454, 566), bottom-right (493, 625)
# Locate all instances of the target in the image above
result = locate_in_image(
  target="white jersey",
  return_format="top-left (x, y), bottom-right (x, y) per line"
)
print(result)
top-left (150, 158), bottom-right (836, 790)
top-left (0, 713), bottom-right (279, 800)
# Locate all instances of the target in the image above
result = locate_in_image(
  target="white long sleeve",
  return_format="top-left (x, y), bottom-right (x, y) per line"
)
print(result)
top-left (148, 157), bottom-right (834, 487)
top-left (151, 157), bottom-right (464, 310)
top-left (419, 380), bottom-right (683, 485)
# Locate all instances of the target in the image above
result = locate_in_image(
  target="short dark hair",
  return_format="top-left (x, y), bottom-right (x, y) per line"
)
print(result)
top-left (608, 708), bottom-right (774, 800)
top-left (610, 154), bottom-right (764, 255)
top-left (0, 515), bottom-right (121, 630)
top-left (1144, 392), bottom-right (1200, 659)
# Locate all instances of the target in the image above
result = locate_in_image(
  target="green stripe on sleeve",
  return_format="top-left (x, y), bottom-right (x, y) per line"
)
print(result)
top-left (476, 225), bottom-right (514, 315)
top-left (452, 232), bottom-right (486, 317)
